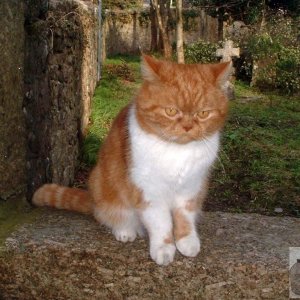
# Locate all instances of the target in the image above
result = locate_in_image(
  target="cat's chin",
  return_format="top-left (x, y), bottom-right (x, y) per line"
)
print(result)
top-left (160, 134), bottom-right (201, 145)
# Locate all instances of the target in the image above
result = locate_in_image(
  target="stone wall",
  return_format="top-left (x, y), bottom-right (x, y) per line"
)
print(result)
top-left (0, 0), bottom-right (98, 202)
top-left (102, 8), bottom-right (219, 58)
top-left (24, 0), bottom-right (98, 199)
top-left (0, 1), bottom-right (27, 201)
top-left (79, 1), bottom-right (99, 134)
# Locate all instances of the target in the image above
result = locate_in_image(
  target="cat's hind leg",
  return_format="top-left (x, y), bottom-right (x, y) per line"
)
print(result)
top-left (112, 209), bottom-right (142, 243)
top-left (94, 205), bottom-right (143, 243)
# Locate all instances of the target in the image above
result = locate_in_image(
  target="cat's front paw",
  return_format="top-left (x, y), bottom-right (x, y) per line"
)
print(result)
top-left (113, 228), bottom-right (137, 243)
top-left (176, 234), bottom-right (200, 257)
top-left (150, 244), bottom-right (176, 266)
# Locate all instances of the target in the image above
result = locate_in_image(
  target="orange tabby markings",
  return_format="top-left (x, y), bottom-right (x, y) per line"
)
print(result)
top-left (94, 203), bottom-right (127, 226)
top-left (136, 55), bottom-right (229, 144)
top-left (164, 232), bottom-right (174, 244)
top-left (173, 209), bottom-right (191, 240)
top-left (185, 199), bottom-right (198, 211)
top-left (55, 187), bottom-right (65, 209)
top-left (33, 184), bottom-right (91, 214)
top-left (41, 187), bottom-right (49, 205)
top-left (185, 180), bottom-right (209, 212)
top-left (135, 200), bottom-right (149, 210)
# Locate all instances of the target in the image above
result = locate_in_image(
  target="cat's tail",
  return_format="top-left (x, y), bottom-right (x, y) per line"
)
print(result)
top-left (32, 184), bottom-right (92, 214)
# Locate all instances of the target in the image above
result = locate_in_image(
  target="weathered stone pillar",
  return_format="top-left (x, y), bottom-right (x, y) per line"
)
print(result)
top-left (0, 0), bottom-right (98, 202)
top-left (0, 0), bottom-right (27, 201)
top-left (24, 0), bottom-right (98, 200)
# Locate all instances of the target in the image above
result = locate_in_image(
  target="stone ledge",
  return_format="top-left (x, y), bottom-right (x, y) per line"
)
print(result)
top-left (1, 210), bottom-right (299, 299)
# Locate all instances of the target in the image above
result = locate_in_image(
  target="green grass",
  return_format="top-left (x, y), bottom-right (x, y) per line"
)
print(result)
top-left (207, 82), bottom-right (300, 216)
top-left (82, 55), bottom-right (141, 165)
top-left (83, 56), bottom-right (300, 217)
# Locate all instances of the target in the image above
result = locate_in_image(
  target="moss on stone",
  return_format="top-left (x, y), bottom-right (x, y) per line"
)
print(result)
top-left (0, 199), bottom-right (40, 249)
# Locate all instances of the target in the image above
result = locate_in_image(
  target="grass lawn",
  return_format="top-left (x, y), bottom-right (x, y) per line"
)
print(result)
top-left (82, 55), bottom-right (141, 165)
top-left (82, 55), bottom-right (300, 217)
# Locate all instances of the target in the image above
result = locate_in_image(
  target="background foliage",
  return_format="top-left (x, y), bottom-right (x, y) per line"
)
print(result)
top-left (102, 0), bottom-right (143, 10)
top-left (187, 0), bottom-right (300, 22)
top-left (184, 40), bottom-right (220, 63)
top-left (243, 13), bottom-right (300, 94)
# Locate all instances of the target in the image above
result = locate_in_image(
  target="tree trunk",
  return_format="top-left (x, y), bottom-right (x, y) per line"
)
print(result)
top-left (150, 1), bottom-right (158, 52)
top-left (151, 0), bottom-right (172, 59)
top-left (176, 0), bottom-right (184, 63)
top-left (217, 13), bottom-right (224, 41)
top-left (259, 0), bottom-right (266, 33)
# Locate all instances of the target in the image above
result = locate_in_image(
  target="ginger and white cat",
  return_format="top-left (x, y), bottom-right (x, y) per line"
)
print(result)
top-left (33, 55), bottom-right (231, 265)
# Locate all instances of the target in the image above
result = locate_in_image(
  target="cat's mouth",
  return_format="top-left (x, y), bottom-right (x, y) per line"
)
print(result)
top-left (174, 134), bottom-right (201, 144)
top-left (152, 123), bottom-right (202, 144)
top-left (159, 130), bottom-right (201, 144)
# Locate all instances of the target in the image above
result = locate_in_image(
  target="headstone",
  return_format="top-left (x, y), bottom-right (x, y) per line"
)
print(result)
top-left (216, 40), bottom-right (240, 100)
top-left (225, 21), bottom-right (250, 41)
top-left (216, 40), bottom-right (240, 63)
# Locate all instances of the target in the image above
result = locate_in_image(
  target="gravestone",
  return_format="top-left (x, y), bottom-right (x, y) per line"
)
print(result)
top-left (225, 21), bottom-right (250, 41)
top-left (216, 40), bottom-right (239, 62)
top-left (216, 40), bottom-right (240, 99)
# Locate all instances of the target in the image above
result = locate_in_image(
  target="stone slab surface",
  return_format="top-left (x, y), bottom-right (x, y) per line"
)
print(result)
top-left (1, 209), bottom-right (299, 299)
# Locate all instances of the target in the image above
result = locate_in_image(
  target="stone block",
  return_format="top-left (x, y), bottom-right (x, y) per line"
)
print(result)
top-left (0, 0), bottom-right (26, 201)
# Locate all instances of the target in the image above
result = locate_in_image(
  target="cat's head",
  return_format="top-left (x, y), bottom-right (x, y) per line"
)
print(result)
top-left (135, 55), bottom-right (231, 144)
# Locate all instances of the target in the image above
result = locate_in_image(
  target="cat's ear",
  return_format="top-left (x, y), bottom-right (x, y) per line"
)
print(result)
top-left (141, 55), bottom-right (162, 82)
top-left (209, 61), bottom-right (232, 88)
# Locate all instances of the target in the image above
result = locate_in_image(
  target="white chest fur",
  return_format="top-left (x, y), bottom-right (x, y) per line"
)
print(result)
top-left (128, 107), bottom-right (220, 206)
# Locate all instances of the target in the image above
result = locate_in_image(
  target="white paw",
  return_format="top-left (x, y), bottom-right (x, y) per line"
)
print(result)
top-left (176, 234), bottom-right (201, 257)
top-left (113, 229), bottom-right (137, 243)
top-left (150, 244), bottom-right (176, 266)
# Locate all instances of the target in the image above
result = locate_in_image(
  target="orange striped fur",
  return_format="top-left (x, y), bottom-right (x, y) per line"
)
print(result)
top-left (33, 184), bottom-right (92, 214)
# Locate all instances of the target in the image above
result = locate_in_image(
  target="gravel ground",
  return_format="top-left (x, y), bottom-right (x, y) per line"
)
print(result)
top-left (0, 209), bottom-right (299, 299)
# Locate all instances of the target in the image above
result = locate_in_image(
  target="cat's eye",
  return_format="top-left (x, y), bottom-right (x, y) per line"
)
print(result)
top-left (197, 110), bottom-right (210, 119)
top-left (165, 107), bottom-right (178, 117)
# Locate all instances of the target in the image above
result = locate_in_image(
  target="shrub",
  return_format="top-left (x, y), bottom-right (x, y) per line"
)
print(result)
top-left (184, 40), bottom-right (219, 64)
top-left (247, 32), bottom-right (281, 60)
top-left (244, 14), bottom-right (300, 94)
top-left (104, 60), bottom-right (135, 82)
top-left (102, 0), bottom-right (142, 10)
top-left (275, 47), bottom-right (300, 94)
top-left (248, 35), bottom-right (300, 94)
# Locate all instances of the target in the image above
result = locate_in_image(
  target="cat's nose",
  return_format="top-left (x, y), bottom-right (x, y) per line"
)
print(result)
top-left (183, 125), bottom-right (193, 132)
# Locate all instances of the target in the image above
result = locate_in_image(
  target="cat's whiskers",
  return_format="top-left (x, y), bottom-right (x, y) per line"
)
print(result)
top-left (202, 136), bottom-right (226, 175)
top-left (203, 136), bottom-right (229, 161)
